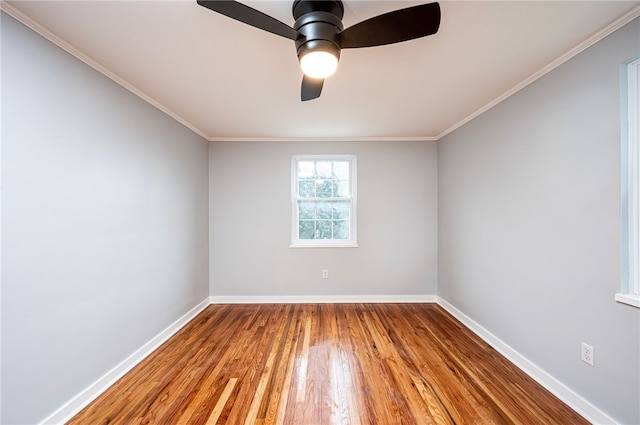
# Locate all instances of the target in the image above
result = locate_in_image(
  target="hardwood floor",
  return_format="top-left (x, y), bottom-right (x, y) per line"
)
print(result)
top-left (67, 304), bottom-right (589, 424)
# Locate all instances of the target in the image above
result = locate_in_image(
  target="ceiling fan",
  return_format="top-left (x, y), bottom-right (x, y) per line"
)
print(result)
top-left (197, 0), bottom-right (441, 101)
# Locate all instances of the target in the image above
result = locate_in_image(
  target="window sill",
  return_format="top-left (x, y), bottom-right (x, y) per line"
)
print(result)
top-left (615, 293), bottom-right (640, 308)
top-left (290, 243), bottom-right (359, 249)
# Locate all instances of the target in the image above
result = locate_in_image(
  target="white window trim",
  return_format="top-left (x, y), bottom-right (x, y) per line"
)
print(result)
top-left (290, 155), bottom-right (358, 248)
top-left (618, 57), bottom-right (640, 308)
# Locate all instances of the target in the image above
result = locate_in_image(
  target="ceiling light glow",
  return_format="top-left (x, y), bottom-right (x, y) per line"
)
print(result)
top-left (300, 51), bottom-right (338, 79)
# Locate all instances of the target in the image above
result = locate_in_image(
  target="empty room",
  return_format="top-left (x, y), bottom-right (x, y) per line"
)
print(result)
top-left (2, 1), bottom-right (639, 424)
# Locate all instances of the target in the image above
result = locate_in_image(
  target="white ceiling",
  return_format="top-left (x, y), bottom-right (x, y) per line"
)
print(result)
top-left (3, 0), bottom-right (640, 141)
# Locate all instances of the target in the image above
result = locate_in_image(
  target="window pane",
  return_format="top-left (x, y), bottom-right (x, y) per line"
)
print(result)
top-left (333, 220), bottom-right (349, 239)
top-left (292, 156), bottom-right (356, 246)
top-left (298, 161), bottom-right (315, 178)
top-left (299, 180), bottom-right (315, 198)
top-left (299, 220), bottom-right (315, 239)
top-left (333, 180), bottom-right (350, 198)
top-left (315, 179), bottom-right (333, 198)
top-left (298, 201), bottom-right (315, 219)
top-left (316, 161), bottom-right (332, 178)
top-left (317, 202), bottom-right (332, 219)
top-left (332, 202), bottom-right (350, 219)
top-left (315, 220), bottom-right (332, 239)
top-left (333, 161), bottom-right (349, 179)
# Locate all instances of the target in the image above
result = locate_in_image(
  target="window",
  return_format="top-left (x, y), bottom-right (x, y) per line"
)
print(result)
top-left (617, 57), bottom-right (640, 308)
top-left (291, 155), bottom-right (357, 247)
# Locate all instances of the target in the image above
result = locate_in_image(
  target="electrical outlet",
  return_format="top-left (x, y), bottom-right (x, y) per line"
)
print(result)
top-left (322, 269), bottom-right (329, 279)
top-left (581, 342), bottom-right (594, 367)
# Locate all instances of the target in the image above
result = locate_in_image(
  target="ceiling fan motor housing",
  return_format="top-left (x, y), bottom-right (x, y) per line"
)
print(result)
top-left (292, 0), bottom-right (344, 64)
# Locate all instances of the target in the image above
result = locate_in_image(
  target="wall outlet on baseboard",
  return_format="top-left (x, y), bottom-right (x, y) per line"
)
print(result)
top-left (322, 269), bottom-right (329, 279)
top-left (581, 342), bottom-right (594, 366)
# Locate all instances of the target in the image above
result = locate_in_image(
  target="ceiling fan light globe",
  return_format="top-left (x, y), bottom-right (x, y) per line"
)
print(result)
top-left (300, 51), bottom-right (338, 79)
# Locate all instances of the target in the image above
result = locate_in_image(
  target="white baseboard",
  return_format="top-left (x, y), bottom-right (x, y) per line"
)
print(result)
top-left (38, 297), bottom-right (211, 425)
top-left (436, 297), bottom-right (617, 425)
top-left (209, 294), bottom-right (437, 304)
top-left (40, 295), bottom-right (613, 425)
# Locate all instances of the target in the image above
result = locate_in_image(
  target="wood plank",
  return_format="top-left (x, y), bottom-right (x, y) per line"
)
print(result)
top-left (205, 378), bottom-right (237, 425)
top-left (67, 304), bottom-right (590, 425)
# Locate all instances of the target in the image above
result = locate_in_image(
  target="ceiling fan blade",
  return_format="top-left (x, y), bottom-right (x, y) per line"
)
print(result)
top-left (197, 0), bottom-right (299, 41)
top-left (301, 75), bottom-right (324, 101)
top-left (340, 2), bottom-right (440, 49)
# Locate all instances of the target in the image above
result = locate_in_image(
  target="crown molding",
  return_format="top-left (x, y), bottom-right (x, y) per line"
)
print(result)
top-left (436, 4), bottom-right (640, 141)
top-left (0, 1), bottom-right (210, 141)
top-left (206, 136), bottom-right (438, 142)
top-left (3, 2), bottom-right (639, 143)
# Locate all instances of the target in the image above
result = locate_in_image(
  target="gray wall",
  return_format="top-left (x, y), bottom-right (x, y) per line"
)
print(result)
top-left (438, 18), bottom-right (640, 424)
top-left (1, 14), bottom-right (209, 425)
top-left (209, 141), bottom-right (438, 298)
top-left (4, 4), bottom-right (638, 424)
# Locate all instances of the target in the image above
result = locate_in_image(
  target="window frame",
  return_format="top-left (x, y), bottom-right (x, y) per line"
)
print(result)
top-left (290, 155), bottom-right (358, 248)
top-left (617, 57), bottom-right (640, 308)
